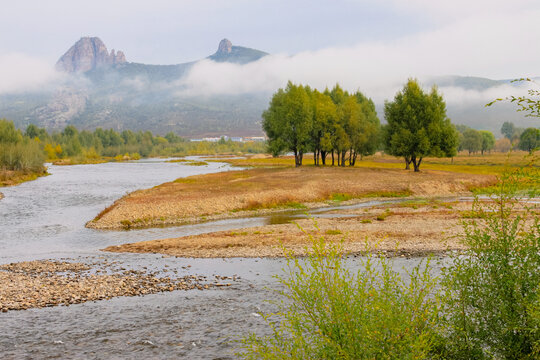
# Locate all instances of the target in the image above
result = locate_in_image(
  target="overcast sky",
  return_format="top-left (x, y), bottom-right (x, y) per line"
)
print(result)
top-left (1, 0), bottom-right (539, 97)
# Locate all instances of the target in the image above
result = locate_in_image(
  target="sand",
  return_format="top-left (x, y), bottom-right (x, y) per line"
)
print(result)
top-left (104, 201), bottom-right (476, 258)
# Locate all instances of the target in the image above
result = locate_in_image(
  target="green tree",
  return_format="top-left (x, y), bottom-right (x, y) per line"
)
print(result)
top-left (164, 131), bottom-right (182, 144)
top-left (121, 130), bottom-right (138, 145)
top-left (501, 121), bottom-right (516, 140)
top-left (309, 89), bottom-right (337, 165)
top-left (479, 130), bottom-right (495, 155)
top-left (78, 130), bottom-right (95, 148)
top-left (326, 84), bottom-right (352, 166)
top-left (0, 119), bottom-right (23, 144)
top-left (353, 91), bottom-right (380, 162)
top-left (263, 81), bottom-right (313, 167)
top-left (384, 79), bottom-right (458, 172)
top-left (25, 124), bottom-right (39, 139)
top-left (461, 128), bottom-right (483, 155)
top-left (337, 96), bottom-right (359, 166)
top-left (518, 127), bottom-right (540, 153)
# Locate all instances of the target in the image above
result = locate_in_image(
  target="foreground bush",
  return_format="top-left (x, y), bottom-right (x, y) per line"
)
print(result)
top-left (440, 159), bottom-right (540, 359)
top-left (237, 233), bottom-right (442, 359)
top-left (237, 153), bottom-right (539, 359)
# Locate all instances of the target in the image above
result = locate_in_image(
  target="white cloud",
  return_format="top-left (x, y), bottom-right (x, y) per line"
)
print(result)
top-left (0, 53), bottom-right (64, 94)
top-left (176, 6), bottom-right (540, 104)
top-left (438, 84), bottom-right (530, 105)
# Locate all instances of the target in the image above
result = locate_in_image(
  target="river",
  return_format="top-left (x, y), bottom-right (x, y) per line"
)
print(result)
top-left (0, 159), bottom-right (432, 359)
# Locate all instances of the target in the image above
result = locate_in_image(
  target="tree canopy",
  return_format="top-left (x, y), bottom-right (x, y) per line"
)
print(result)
top-left (383, 79), bottom-right (458, 171)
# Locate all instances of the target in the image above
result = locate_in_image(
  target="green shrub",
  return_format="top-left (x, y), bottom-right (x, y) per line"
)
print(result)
top-left (331, 193), bottom-right (353, 202)
top-left (440, 161), bottom-right (540, 359)
top-left (237, 232), bottom-right (442, 359)
top-left (324, 229), bottom-right (342, 235)
top-left (0, 140), bottom-right (45, 172)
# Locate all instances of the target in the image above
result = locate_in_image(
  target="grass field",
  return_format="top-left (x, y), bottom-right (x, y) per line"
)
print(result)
top-left (215, 151), bottom-right (537, 175)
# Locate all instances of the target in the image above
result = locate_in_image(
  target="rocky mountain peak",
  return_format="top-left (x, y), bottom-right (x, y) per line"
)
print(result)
top-left (56, 37), bottom-right (127, 73)
top-left (217, 39), bottom-right (233, 54)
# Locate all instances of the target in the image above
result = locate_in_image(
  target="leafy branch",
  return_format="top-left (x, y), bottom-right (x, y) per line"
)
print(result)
top-left (486, 78), bottom-right (540, 117)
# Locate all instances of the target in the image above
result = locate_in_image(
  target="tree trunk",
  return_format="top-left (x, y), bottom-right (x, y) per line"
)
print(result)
top-left (351, 152), bottom-right (357, 166)
top-left (331, 151), bottom-right (335, 166)
top-left (321, 151), bottom-right (327, 165)
top-left (341, 151), bottom-right (347, 167)
top-left (412, 156), bottom-right (422, 172)
top-left (313, 151), bottom-right (317, 166)
top-left (404, 156), bottom-right (411, 170)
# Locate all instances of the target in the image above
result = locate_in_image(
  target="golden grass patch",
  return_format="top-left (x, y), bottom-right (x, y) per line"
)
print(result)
top-left (87, 166), bottom-right (495, 230)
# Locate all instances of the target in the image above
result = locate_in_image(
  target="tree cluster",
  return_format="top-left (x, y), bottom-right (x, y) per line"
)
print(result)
top-left (264, 79), bottom-right (460, 172)
top-left (455, 125), bottom-right (495, 155)
top-left (501, 121), bottom-right (525, 143)
top-left (1, 119), bottom-right (267, 167)
top-left (499, 121), bottom-right (539, 153)
top-left (263, 82), bottom-right (381, 167)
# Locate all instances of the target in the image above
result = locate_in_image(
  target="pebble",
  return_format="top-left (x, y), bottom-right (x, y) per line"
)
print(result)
top-left (0, 259), bottom-right (232, 312)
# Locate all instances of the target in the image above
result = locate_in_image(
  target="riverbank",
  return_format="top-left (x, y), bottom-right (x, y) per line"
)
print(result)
top-left (103, 200), bottom-right (475, 257)
top-left (0, 258), bottom-right (234, 312)
top-left (87, 167), bottom-right (496, 230)
top-left (0, 168), bottom-right (48, 187)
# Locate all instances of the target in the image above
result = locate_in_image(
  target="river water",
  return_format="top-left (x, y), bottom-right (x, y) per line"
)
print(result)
top-left (0, 159), bottom-right (432, 359)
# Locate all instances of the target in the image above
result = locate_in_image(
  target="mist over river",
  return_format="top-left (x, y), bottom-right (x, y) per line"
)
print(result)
top-left (0, 159), bottom-right (432, 359)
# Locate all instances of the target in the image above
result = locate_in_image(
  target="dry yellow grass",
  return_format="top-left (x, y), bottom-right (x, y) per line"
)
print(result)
top-left (88, 166), bottom-right (495, 230)
top-left (0, 169), bottom-right (48, 187)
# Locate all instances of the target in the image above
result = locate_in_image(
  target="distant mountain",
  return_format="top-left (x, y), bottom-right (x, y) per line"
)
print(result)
top-left (56, 37), bottom-right (126, 73)
top-left (0, 37), bottom-right (536, 137)
top-left (426, 75), bottom-right (505, 90)
top-left (208, 38), bottom-right (268, 64)
top-left (0, 37), bottom-right (270, 136)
